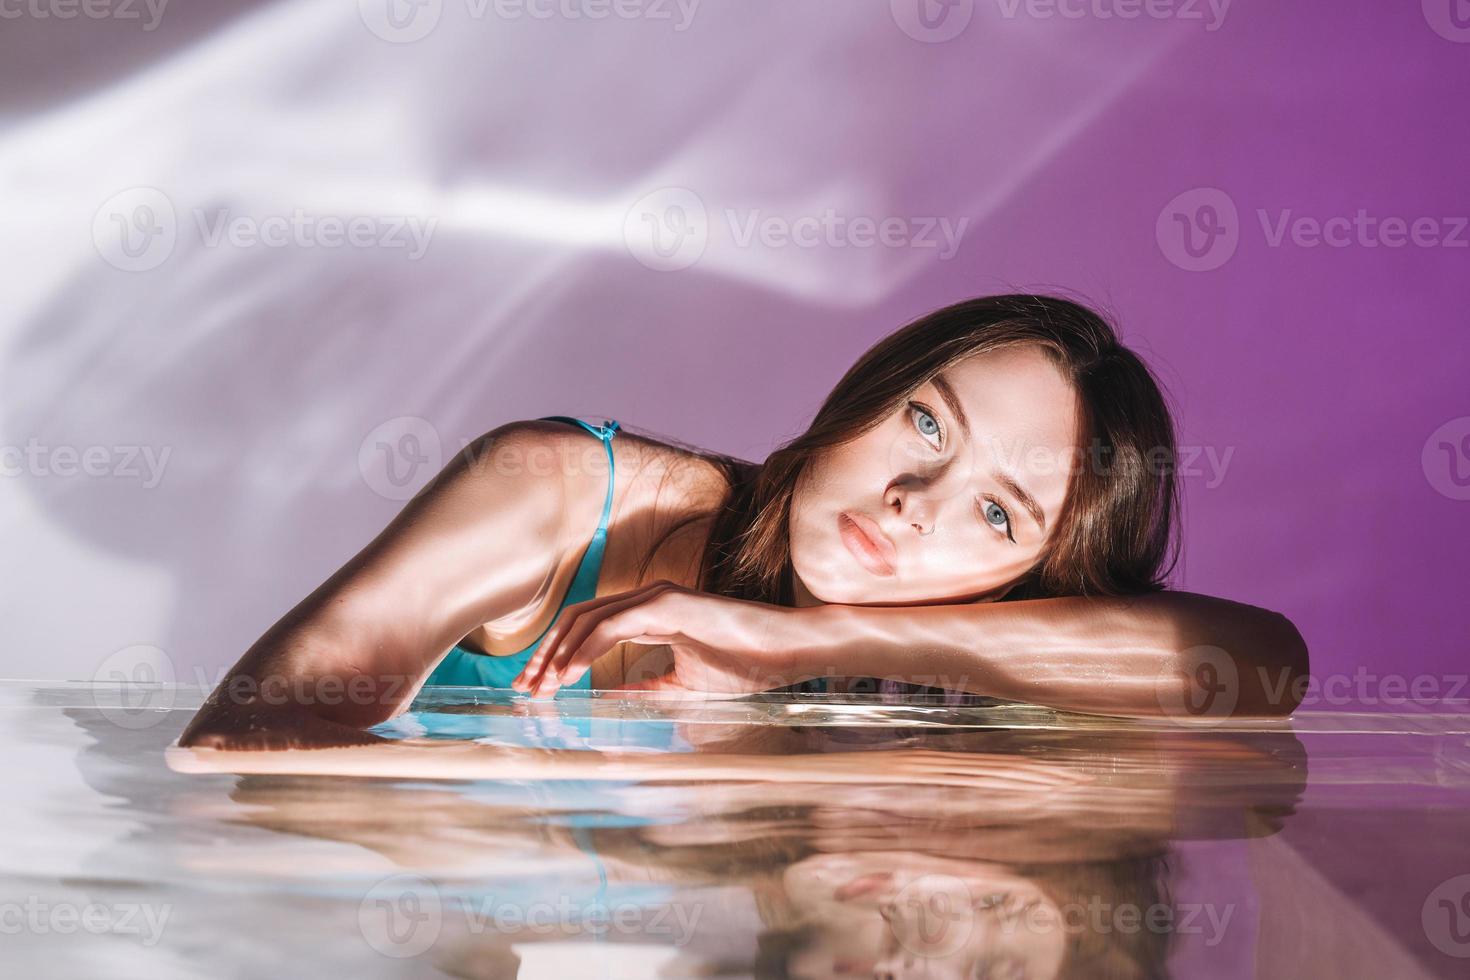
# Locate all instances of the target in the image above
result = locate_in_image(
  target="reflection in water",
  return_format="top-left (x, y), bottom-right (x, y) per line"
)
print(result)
top-left (26, 683), bottom-right (1470, 978)
top-left (178, 695), bottom-right (1307, 978)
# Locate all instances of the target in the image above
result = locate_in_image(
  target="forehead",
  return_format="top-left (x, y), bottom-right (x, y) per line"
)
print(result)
top-left (927, 345), bottom-right (1080, 504)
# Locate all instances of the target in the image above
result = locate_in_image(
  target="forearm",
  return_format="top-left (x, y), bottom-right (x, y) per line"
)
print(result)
top-left (793, 591), bottom-right (1310, 719)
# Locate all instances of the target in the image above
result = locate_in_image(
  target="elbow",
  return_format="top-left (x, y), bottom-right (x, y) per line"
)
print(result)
top-left (1159, 603), bottom-right (1311, 722)
top-left (1246, 611), bottom-right (1311, 718)
top-left (1277, 612), bottom-right (1311, 715)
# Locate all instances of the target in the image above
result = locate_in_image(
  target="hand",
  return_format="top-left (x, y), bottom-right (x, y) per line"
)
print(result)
top-left (510, 580), bottom-right (813, 697)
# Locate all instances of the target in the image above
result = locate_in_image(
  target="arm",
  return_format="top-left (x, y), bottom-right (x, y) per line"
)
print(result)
top-left (500, 581), bottom-right (1307, 719)
top-left (797, 590), bottom-right (1311, 720)
top-left (178, 420), bottom-right (588, 749)
top-left (166, 738), bottom-right (1090, 791)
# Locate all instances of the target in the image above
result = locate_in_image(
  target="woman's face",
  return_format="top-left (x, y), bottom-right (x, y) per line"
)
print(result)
top-left (790, 344), bottom-right (1080, 605)
top-left (781, 851), bottom-right (1067, 980)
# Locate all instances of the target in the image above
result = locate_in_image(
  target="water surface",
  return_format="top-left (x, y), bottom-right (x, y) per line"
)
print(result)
top-left (4, 681), bottom-right (1468, 978)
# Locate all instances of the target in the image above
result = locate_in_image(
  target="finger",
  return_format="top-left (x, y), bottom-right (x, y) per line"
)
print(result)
top-left (511, 591), bottom-right (625, 692)
top-left (529, 600), bottom-right (643, 696)
top-left (559, 621), bottom-right (680, 689)
top-left (534, 586), bottom-right (677, 695)
top-left (513, 584), bottom-right (655, 693)
top-left (521, 580), bottom-right (681, 690)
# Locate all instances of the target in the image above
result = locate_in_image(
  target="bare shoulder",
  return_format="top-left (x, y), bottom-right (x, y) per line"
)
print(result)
top-left (459, 419), bottom-right (740, 657)
top-left (586, 423), bottom-right (740, 590)
top-left (465, 419), bottom-right (737, 585)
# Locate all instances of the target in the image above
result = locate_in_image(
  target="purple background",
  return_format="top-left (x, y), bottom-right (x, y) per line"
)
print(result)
top-left (0, 0), bottom-right (1465, 693)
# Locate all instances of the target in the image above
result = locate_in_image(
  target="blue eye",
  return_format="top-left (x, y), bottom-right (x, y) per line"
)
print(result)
top-left (981, 499), bottom-right (1014, 542)
top-left (909, 402), bottom-right (942, 447)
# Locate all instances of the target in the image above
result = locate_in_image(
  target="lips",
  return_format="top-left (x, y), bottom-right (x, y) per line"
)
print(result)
top-left (834, 871), bottom-right (894, 903)
top-left (839, 511), bottom-right (896, 577)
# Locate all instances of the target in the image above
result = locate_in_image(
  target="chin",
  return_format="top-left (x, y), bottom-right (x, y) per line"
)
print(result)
top-left (814, 579), bottom-right (873, 604)
top-left (797, 566), bottom-right (898, 606)
top-left (790, 552), bottom-right (867, 605)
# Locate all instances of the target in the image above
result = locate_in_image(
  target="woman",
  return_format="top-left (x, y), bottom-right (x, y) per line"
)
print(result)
top-left (178, 293), bottom-right (1309, 751)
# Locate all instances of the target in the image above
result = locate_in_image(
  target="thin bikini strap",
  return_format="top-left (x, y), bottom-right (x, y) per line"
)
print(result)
top-left (534, 416), bottom-right (620, 531)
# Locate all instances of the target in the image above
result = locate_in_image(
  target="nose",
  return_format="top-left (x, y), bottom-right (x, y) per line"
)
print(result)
top-left (887, 472), bottom-right (948, 537)
top-left (871, 955), bottom-right (918, 980)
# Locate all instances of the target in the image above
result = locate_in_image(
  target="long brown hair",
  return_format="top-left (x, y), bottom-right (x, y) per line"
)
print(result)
top-left (646, 294), bottom-right (1181, 609)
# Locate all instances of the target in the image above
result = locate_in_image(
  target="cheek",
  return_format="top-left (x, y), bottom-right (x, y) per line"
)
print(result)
top-left (789, 454), bottom-right (846, 545)
top-left (788, 500), bottom-right (838, 586)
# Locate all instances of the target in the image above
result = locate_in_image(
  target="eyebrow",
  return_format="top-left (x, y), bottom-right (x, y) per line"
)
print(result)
top-left (930, 371), bottom-right (971, 439)
top-left (996, 470), bottom-right (1047, 533)
top-left (930, 371), bottom-right (1048, 533)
